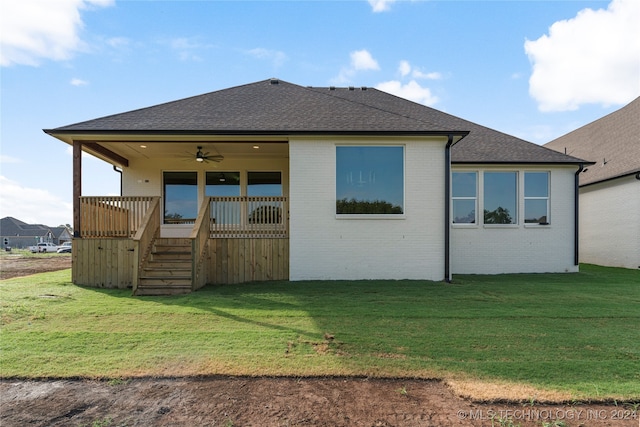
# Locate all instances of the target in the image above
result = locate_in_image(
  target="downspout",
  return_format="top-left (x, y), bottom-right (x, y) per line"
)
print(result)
top-left (444, 134), bottom-right (454, 283)
top-left (574, 164), bottom-right (585, 266)
top-left (113, 166), bottom-right (123, 195)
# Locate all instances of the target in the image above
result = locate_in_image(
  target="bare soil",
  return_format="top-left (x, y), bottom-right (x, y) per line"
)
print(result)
top-left (0, 252), bottom-right (71, 280)
top-left (1, 255), bottom-right (637, 427)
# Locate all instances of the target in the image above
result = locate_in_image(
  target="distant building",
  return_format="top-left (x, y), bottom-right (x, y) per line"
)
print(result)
top-left (545, 97), bottom-right (640, 269)
top-left (0, 217), bottom-right (72, 249)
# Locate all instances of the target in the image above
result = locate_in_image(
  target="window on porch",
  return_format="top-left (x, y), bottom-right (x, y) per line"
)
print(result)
top-left (163, 171), bottom-right (198, 224)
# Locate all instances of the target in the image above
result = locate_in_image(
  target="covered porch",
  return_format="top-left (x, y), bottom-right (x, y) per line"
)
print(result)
top-left (72, 195), bottom-right (289, 294)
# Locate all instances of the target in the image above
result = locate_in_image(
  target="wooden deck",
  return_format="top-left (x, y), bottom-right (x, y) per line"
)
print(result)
top-left (72, 196), bottom-right (289, 293)
top-left (72, 237), bottom-right (289, 291)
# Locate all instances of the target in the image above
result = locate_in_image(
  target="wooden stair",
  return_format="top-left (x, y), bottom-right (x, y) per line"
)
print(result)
top-left (135, 238), bottom-right (193, 296)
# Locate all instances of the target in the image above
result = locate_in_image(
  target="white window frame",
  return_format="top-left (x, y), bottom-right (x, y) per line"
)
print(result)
top-left (482, 171), bottom-right (519, 227)
top-left (524, 171), bottom-right (550, 226)
top-left (452, 171), bottom-right (478, 226)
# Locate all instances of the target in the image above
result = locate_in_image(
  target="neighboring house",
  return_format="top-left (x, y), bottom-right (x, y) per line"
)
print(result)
top-left (0, 217), bottom-right (71, 249)
top-left (51, 226), bottom-right (74, 245)
top-left (43, 79), bottom-right (589, 294)
top-left (545, 97), bottom-right (640, 269)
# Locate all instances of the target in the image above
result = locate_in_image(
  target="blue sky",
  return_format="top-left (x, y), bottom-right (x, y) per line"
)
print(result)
top-left (1, 0), bottom-right (638, 227)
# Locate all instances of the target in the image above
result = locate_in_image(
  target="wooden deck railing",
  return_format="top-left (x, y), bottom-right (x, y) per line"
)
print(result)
top-left (79, 196), bottom-right (157, 238)
top-left (190, 199), bottom-right (211, 290)
top-left (78, 196), bottom-right (288, 238)
top-left (131, 197), bottom-right (161, 293)
top-left (208, 196), bottom-right (288, 237)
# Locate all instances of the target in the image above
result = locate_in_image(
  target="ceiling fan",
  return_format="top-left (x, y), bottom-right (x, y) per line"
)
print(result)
top-left (188, 146), bottom-right (224, 163)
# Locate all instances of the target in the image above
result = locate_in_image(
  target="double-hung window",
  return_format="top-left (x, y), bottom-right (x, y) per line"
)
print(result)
top-left (524, 172), bottom-right (550, 224)
top-left (483, 172), bottom-right (517, 224)
top-left (336, 146), bottom-right (404, 215)
top-left (452, 172), bottom-right (477, 224)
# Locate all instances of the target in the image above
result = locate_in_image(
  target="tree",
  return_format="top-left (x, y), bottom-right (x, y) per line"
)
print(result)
top-left (483, 207), bottom-right (513, 224)
top-left (336, 198), bottom-right (403, 214)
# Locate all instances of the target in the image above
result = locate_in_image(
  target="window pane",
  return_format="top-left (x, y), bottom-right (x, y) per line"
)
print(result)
top-left (248, 172), bottom-right (282, 196)
top-left (206, 172), bottom-right (240, 196)
top-left (525, 172), bottom-right (549, 197)
top-left (484, 172), bottom-right (517, 224)
top-left (336, 146), bottom-right (404, 214)
top-left (163, 172), bottom-right (198, 222)
top-left (453, 199), bottom-right (476, 223)
top-left (452, 172), bottom-right (476, 197)
top-left (525, 199), bottom-right (548, 224)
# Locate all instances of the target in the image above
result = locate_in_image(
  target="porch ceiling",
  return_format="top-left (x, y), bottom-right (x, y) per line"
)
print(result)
top-left (77, 139), bottom-right (289, 167)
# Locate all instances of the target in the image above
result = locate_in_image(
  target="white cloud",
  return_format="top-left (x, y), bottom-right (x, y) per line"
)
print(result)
top-left (351, 49), bottom-right (380, 71)
top-left (525, 0), bottom-right (640, 111)
top-left (106, 36), bottom-right (130, 49)
top-left (0, 176), bottom-right (72, 226)
top-left (70, 78), bottom-right (89, 86)
top-left (168, 37), bottom-right (210, 62)
top-left (398, 60), bottom-right (411, 77)
top-left (247, 48), bottom-right (287, 67)
top-left (375, 80), bottom-right (439, 106)
top-left (413, 70), bottom-right (442, 80)
top-left (368, 0), bottom-right (397, 13)
top-left (397, 60), bottom-right (442, 80)
top-left (0, 155), bottom-right (22, 164)
top-left (0, 0), bottom-right (114, 67)
top-left (333, 49), bottom-right (380, 83)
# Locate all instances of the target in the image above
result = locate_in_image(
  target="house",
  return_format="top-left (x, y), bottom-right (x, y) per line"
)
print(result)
top-left (0, 217), bottom-right (72, 249)
top-left (545, 97), bottom-right (640, 269)
top-left (43, 79), bottom-right (589, 294)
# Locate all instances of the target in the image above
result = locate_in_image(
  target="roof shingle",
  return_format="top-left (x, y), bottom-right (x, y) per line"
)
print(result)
top-left (545, 97), bottom-right (640, 185)
top-left (46, 79), bottom-right (588, 165)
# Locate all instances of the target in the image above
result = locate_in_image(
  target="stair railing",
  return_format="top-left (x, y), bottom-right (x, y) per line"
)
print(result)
top-left (131, 197), bottom-right (161, 294)
top-left (190, 197), bottom-right (211, 290)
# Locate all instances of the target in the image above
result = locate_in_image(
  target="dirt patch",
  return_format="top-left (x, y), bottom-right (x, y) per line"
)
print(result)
top-left (0, 253), bottom-right (71, 280)
top-left (2, 377), bottom-right (638, 427)
top-left (1, 254), bottom-right (637, 426)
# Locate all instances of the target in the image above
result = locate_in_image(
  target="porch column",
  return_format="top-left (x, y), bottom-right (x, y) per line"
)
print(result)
top-left (73, 140), bottom-right (82, 238)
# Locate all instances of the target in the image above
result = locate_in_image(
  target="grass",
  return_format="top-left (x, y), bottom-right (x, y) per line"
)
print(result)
top-left (1, 264), bottom-right (638, 401)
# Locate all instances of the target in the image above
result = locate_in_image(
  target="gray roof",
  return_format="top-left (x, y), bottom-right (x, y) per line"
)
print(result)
top-left (545, 97), bottom-right (640, 186)
top-left (46, 79), bottom-right (586, 165)
top-left (0, 217), bottom-right (53, 238)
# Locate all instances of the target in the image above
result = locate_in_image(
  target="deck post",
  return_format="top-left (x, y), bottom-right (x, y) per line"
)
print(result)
top-left (73, 140), bottom-right (82, 238)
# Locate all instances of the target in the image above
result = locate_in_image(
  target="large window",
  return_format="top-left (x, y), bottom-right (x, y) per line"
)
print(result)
top-left (483, 172), bottom-right (517, 224)
top-left (206, 171), bottom-right (240, 196)
top-left (163, 171), bottom-right (198, 223)
top-left (524, 172), bottom-right (550, 224)
top-left (452, 172), bottom-right (477, 223)
top-left (336, 146), bottom-right (404, 215)
top-left (248, 171), bottom-right (282, 196)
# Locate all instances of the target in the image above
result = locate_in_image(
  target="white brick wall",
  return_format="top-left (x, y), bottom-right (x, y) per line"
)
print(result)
top-left (289, 137), bottom-right (447, 281)
top-left (451, 166), bottom-right (579, 274)
top-left (580, 175), bottom-right (640, 269)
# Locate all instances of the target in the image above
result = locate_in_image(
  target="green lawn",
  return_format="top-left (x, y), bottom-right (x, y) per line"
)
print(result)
top-left (1, 264), bottom-right (638, 400)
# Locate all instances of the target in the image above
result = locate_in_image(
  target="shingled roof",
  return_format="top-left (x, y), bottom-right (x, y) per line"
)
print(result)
top-left (45, 79), bottom-right (587, 165)
top-left (545, 97), bottom-right (640, 186)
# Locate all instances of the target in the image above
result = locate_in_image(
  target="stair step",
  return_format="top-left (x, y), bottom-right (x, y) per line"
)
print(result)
top-left (136, 237), bottom-right (195, 296)
top-left (144, 261), bottom-right (192, 269)
top-left (137, 280), bottom-right (191, 286)
top-left (152, 253), bottom-right (191, 260)
top-left (142, 269), bottom-right (190, 278)
top-left (134, 284), bottom-right (192, 296)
